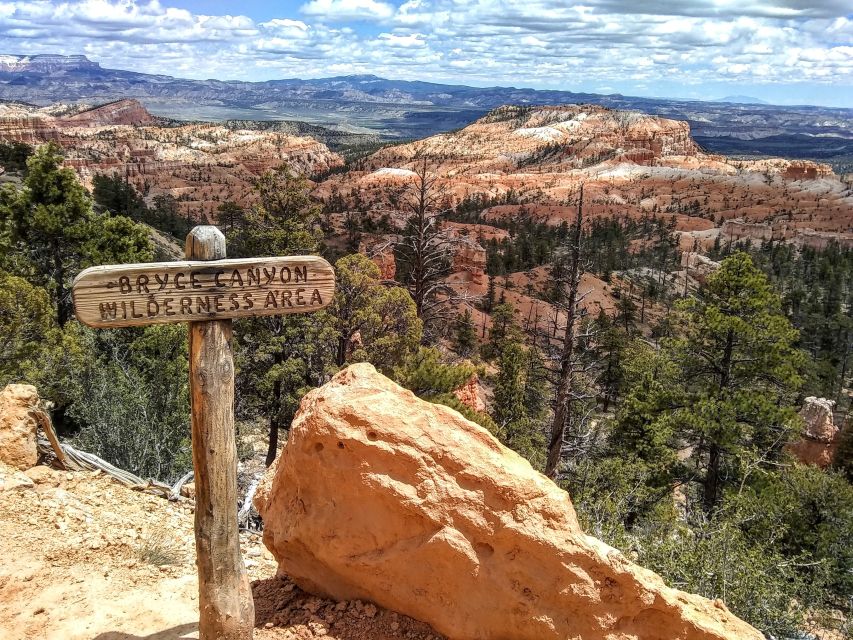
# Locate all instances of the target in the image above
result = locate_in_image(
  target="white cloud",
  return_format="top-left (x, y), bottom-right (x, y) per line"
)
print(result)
top-left (299, 0), bottom-right (394, 22)
top-left (0, 0), bottom-right (847, 103)
top-left (376, 32), bottom-right (426, 47)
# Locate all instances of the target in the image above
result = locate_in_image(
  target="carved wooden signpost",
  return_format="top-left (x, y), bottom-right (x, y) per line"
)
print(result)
top-left (73, 226), bottom-right (335, 640)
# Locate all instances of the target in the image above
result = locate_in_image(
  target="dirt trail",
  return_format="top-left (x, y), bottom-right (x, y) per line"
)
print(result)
top-left (0, 462), bottom-right (442, 640)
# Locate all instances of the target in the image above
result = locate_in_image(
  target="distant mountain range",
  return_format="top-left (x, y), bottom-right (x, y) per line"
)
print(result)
top-left (0, 54), bottom-right (851, 160)
top-left (713, 95), bottom-right (770, 105)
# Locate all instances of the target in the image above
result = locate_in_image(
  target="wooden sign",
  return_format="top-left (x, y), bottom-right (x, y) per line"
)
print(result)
top-left (75, 227), bottom-right (337, 640)
top-left (72, 255), bottom-right (335, 328)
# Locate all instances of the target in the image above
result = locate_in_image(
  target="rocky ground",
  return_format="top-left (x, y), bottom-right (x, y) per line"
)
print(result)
top-left (0, 460), bottom-right (443, 640)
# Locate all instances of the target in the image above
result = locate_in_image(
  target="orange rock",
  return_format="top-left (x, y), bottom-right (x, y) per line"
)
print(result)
top-left (788, 397), bottom-right (841, 468)
top-left (359, 235), bottom-right (397, 280)
top-left (452, 373), bottom-right (486, 413)
top-left (0, 384), bottom-right (40, 471)
top-left (256, 364), bottom-right (762, 640)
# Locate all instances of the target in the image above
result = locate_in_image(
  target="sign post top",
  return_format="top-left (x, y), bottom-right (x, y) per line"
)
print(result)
top-left (72, 254), bottom-right (335, 328)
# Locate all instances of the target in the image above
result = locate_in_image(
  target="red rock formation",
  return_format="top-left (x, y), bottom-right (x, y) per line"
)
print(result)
top-left (359, 235), bottom-right (397, 280)
top-left (788, 397), bottom-right (841, 468)
top-left (314, 104), bottom-right (852, 255)
top-left (444, 223), bottom-right (487, 285)
top-left (256, 364), bottom-right (764, 640)
top-left (0, 100), bottom-right (343, 221)
top-left (452, 373), bottom-right (486, 413)
top-left (63, 99), bottom-right (155, 127)
top-left (451, 241), bottom-right (486, 285)
top-left (782, 161), bottom-right (833, 181)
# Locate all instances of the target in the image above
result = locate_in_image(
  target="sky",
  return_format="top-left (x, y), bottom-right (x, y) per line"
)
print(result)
top-left (0, 0), bottom-right (851, 107)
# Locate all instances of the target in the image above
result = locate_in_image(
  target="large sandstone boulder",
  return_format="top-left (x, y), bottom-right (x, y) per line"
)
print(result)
top-left (0, 384), bottom-right (41, 470)
top-left (256, 364), bottom-right (762, 640)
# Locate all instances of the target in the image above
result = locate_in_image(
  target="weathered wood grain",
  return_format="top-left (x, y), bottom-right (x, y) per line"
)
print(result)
top-left (72, 254), bottom-right (335, 328)
top-left (186, 227), bottom-right (254, 640)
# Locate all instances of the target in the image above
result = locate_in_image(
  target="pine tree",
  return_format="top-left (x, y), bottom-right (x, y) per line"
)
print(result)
top-left (0, 143), bottom-right (151, 325)
top-left (329, 253), bottom-right (422, 370)
top-left (493, 341), bottom-right (548, 466)
top-left (453, 308), bottom-right (477, 357)
top-left (484, 302), bottom-right (517, 359)
top-left (229, 165), bottom-right (331, 466)
top-left (616, 252), bottom-right (806, 514)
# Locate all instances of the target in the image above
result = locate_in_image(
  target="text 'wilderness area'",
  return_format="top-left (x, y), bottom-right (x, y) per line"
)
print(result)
top-left (72, 256), bottom-right (335, 328)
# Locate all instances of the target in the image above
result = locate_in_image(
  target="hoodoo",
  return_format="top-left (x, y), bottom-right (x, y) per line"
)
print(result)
top-left (255, 363), bottom-right (763, 640)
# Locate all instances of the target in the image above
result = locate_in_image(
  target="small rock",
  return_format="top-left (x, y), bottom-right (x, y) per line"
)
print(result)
top-left (0, 384), bottom-right (40, 470)
top-left (2, 471), bottom-right (35, 491)
top-left (24, 465), bottom-right (59, 485)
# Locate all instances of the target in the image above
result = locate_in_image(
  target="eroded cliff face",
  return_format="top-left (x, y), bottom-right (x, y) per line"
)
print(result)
top-left (314, 104), bottom-right (852, 257)
top-left (0, 100), bottom-right (344, 221)
top-left (256, 364), bottom-right (764, 640)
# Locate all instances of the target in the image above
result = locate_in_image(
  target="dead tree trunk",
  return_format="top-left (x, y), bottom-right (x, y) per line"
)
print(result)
top-left (545, 186), bottom-right (584, 481)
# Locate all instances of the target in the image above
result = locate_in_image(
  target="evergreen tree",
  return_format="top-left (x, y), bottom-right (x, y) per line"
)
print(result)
top-left (484, 302), bottom-right (517, 359)
top-left (328, 253), bottom-right (422, 370)
top-left (0, 143), bottom-right (151, 325)
top-left (453, 308), bottom-right (477, 357)
top-left (493, 341), bottom-right (548, 466)
top-left (216, 200), bottom-right (246, 235)
top-left (614, 288), bottom-right (638, 335)
top-left (229, 165), bottom-right (333, 466)
top-left (617, 252), bottom-right (806, 514)
top-left (393, 347), bottom-right (474, 398)
top-left (0, 270), bottom-right (60, 384)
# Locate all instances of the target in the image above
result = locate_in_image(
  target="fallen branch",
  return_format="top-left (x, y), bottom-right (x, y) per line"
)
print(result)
top-left (238, 474), bottom-right (262, 528)
top-left (170, 470), bottom-right (194, 501)
top-left (33, 409), bottom-right (67, 469)
top-left (36, 436), bottom-right (175, 498)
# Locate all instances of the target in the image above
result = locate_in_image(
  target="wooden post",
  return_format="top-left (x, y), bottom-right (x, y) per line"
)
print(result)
top-left (186, 226), bottom-right (254, 639)
top-left (72, 226), bottom-right (335, 639)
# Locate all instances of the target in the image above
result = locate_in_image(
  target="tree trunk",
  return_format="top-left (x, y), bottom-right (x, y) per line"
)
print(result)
top-left (53, 239), bottom-right (68, 327)
top-left (186, 226), bottom-right (254, 640)
top-left (703, 328), bottom-right (735, 515)
top-left (703, 443), bottom-right (721, 514)
top-left (265, 378), bottom-right (283, 467)
top-left (545, 186), bottom-right (584, 480)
